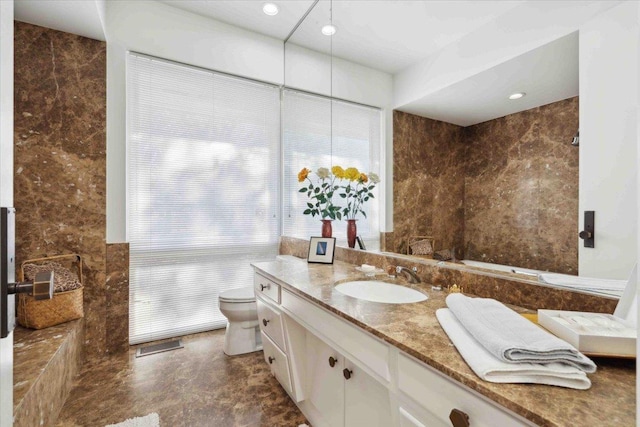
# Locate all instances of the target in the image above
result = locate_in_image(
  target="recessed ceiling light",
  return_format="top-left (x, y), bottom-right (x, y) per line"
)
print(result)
top-left (262, 3), bottom-right (279, 16)
top-left (321, 24), bottom-right (337, 36)
top-left (509, 92), bottom-right (526, 100)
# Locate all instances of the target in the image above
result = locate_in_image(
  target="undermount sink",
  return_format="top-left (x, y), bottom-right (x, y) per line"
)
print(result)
top-left (334, 281), bottom-right (428, 304)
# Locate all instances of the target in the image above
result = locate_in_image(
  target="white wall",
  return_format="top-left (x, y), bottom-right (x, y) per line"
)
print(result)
top-left (579, 1), bottom-right (639, 279)
top-left (0, 2), bottom-right (13, 425)
top-left (0, 0), bottom-right (12, 208)
top-left (105, 1), bottom-right (393, 242)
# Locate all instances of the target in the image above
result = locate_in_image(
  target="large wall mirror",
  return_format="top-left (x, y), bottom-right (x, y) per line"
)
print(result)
top-left (282, 1), bottom-right (632, 300)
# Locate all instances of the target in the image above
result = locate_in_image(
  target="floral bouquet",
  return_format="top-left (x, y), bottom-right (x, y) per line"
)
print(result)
top-left (334, 166), bottom-right (380, 220)
top-left (297, 167), bottom-right (342, 220)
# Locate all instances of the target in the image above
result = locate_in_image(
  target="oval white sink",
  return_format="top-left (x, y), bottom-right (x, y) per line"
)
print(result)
top-left (335, 281), bottom-right (428, 304)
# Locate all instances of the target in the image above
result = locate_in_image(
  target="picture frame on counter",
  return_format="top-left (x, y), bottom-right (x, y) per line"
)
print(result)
top-left (308, 237), bottom-right (336, 264)
top-left (356, 235), bottom-right (366, 250)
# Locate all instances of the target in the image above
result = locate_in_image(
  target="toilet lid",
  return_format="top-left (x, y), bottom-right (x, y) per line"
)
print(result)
top-left (219, 287), bottom-right (256, 303)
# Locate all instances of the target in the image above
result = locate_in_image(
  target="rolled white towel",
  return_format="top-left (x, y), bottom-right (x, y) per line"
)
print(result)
top-left (436, 309), bottom-right (591, 389)
top-left (446, 293), bottom-right (596, 373)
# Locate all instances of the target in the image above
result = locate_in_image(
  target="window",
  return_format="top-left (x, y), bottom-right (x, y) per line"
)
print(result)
top-left (127, 53), bottom-right (280, 344)
top-left (282, 89), bottom-right (382, 247)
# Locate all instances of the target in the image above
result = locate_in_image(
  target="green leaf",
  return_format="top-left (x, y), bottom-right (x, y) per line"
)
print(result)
top-left (339, 194), bottom-right (347, 198)
top-left (336, 212), bottom-right (342, 220)
top-left (314, 187), bottom-right (320, 194)
top-left (311, 211), bottom-right (317, 217)
top-left (307, 191), bottom-right (312, 197)
top-left (362, 211), bottom-right (367, 218)
top-left (307, 202), bottom-right (314, 208)
top-left (303, 209), bottom-right (311, 215)
top-left (364, 197), bottom-right (369, 201)
top-left (327, 191), bottom-right (333, 198)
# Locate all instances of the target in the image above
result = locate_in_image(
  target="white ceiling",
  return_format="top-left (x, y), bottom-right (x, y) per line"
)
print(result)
top-left (287, 0), bottom-right (524, 74)
top-left (160, 0), bottom-right (524, 75)
top-left (160, 0), bottom-right (315, 41)
top-left (13, 0), bottom-right (589, 126)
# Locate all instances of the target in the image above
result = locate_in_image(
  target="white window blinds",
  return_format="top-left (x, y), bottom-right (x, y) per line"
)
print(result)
top-left (127, 53), bottom-right (280, 344)
top-left (282, 89), bottom-right (382, 247)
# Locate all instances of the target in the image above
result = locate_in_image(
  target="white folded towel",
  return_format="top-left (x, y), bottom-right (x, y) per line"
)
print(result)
top-left (446, 293), bottom-right (596, 373)
top-left (538, 273), bottom-right (626, 296)
top-left (436, 309), bottom-right (591, 389)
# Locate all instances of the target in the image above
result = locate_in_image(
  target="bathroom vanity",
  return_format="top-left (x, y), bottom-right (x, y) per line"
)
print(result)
top-left (252, 258), bottom-right (635, 427)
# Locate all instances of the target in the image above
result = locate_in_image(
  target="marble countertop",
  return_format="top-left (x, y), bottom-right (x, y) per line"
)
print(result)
top-left (252, 258), bottom-right (635, 427)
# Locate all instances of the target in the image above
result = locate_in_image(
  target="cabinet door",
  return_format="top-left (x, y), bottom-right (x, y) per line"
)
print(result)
top-left (344, 359), bottom-right (392, 427)
top-left (306, 332), bottom-right (344, 427)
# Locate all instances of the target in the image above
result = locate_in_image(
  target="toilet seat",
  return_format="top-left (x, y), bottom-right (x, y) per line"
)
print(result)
top-left (219, 287), bottom-right (256, 304)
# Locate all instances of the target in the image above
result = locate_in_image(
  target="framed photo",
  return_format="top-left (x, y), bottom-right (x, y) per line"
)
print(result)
top-left (307, 237), bottom-right (336, 264)
top-left (356, 236), bottom-right (366, 250)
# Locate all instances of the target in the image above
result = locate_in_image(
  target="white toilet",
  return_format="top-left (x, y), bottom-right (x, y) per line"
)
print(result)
top-left (219, 287), bottom-right (262, 356)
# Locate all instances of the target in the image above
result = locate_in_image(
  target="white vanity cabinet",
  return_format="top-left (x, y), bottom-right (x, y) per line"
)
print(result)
top-left (253, 266), bottom-right (534, 427)
top-left (305, 331), bottom-right (392, 427)
top-left (254, 272), bottom-right (306, 402)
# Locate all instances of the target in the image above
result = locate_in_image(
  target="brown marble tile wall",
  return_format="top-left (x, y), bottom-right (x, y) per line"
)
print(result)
top-left (464, 97), bottom-right (579, 274)
top-left (106, 243), bottom-right (129, 354)
top-left (279, 236), bottom-right (617, 313)
top-left (14, 22), bottom-right (109, 357)
top-left (391, 111), bottom-right (466, 256)
top-left (392, 98), bottom-right (579, 274)
top-left (13, 320), bottom-right (84, 427)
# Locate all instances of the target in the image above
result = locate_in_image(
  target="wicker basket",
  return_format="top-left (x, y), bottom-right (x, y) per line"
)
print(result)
top-left (17, 254), bottom-right (84, 330)
top-left (407, 236), bottom-right (435, 257)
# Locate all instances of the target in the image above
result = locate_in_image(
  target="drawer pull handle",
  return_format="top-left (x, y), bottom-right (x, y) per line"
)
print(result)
top-left (260, 283), bottom-right (270, 291)
top-left (268, 356), bottom-right (275, 364)
top-left (343, 368), bottom-right (353, 380)
top-left (262, 318), bottom-right (270, 327)
top-left (449, 409), bottom-right (470, 427)
top-left (328, 356), bottom-right (337, 368)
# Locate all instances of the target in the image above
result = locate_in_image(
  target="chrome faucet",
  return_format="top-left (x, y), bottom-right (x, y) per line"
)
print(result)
top-left (396, 266), bottom-right (421, 283)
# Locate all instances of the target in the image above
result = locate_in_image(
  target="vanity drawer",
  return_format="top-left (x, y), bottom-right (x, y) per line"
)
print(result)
top-left (254, 273), bottom-right (280, 304)
top-left (261, 332), bottom-right (293, 397)
top-left (397, 353), bottom-right (532, 427)
top-left (256, 298), bottom-right (286, 350)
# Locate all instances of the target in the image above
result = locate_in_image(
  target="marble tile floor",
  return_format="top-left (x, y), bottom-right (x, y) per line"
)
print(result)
top-left (55, 329), bottom-right (308, 427)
